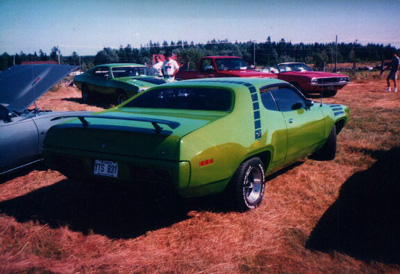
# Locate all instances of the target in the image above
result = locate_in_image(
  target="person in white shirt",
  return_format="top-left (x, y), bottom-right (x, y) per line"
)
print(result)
top-left (152, 55), bottom-right (163, 77)
top-left (161, 52), bottom-right (180, 82)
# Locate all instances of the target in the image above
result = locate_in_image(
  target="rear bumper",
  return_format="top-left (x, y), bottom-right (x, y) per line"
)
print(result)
top-left (43, 147), bottom-right (191, 191)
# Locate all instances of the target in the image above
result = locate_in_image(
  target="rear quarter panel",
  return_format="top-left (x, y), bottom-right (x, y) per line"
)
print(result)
top-left (179, 85), bottom-right (268, 190)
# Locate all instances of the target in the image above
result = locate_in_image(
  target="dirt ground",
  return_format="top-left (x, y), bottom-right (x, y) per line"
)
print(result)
top-left (1, 77), bottom-right (400, 273)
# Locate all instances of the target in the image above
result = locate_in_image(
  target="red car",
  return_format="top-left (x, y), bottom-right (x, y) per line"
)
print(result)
top-left (176, 56), bottom-right (277, 80)
top-left (277, 62), bottom-right (349, 97)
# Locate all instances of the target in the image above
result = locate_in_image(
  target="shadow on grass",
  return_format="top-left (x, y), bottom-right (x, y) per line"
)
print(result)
top-left (0, 177), bottom-right (234, 239)
top-left (0, 160), bottom-right (305, 239)
top-left (306, 147), bottom-right (400, 264)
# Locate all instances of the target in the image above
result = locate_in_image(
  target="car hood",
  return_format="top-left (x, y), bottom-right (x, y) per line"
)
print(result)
top-left (219, 70), bottom-right (277, 78)
top-left (279, 71), bottom-right (347, 78)
top-left (0, 64), bottom-right (77, 113)
top-left (45, 108), bottom-right (226, 161)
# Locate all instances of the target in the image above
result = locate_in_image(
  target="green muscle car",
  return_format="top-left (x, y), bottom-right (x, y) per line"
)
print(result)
top-left (43, 78), bottom-right (349, 211)
top-left (74, 63), bottom-right (166, 104)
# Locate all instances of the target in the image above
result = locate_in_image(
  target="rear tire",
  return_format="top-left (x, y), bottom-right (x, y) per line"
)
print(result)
top-left (230, 157), bottom-right (265, 211)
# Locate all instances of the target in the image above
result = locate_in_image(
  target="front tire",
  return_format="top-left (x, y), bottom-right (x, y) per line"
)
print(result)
top-left (314, 125), bottom-right (337, 160)
top-left (81, 85), bottom-right (92, 103)
top-left (230, 157), bottom-right (266, 211)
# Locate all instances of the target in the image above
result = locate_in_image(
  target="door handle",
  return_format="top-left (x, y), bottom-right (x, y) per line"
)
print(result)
top-left (289, 118), bottom-right (294, 123)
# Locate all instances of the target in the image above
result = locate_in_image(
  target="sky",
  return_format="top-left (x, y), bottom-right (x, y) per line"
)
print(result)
top-left (0, 0), bottom-right (399, 56)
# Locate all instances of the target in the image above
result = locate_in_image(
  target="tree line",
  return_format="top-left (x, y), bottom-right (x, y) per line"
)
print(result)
top-left (0, 38), bottom-right (398, 71)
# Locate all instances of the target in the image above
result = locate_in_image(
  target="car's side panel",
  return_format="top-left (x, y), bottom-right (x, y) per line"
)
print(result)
top-left (178, 83), bottom-right (289, 195)
top-left (282, 105), bottom-right (325, 162)
top-left (179, 86), bottom-right (254, 189)
top-left (88, 75), bottom-right (114, 95)
top-left (0, 117), bottom-right (39, 173)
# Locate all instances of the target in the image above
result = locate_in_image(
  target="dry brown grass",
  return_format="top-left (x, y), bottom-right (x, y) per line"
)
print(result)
top-left (1, 77), bottom-right (400, 273)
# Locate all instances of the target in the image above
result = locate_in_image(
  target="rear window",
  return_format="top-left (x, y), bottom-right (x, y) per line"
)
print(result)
top-left (124, 87), bottom-right (233, 111)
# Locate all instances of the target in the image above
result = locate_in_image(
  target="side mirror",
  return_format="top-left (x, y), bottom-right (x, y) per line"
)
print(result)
top-left (305, 100), bottom-right (314, 109)
top-left (291, 102), bottom-right (303, 110)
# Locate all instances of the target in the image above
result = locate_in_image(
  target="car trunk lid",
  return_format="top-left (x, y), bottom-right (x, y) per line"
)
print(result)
top-left (45, 109), bottom-right (227, 161)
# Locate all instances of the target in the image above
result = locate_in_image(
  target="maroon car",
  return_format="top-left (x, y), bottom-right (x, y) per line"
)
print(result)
top-left (176, 56), bottom-right (277, 80)
top-left (277, 62), bottom-right (349, 97)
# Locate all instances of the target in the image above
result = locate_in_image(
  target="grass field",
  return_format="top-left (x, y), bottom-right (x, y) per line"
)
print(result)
top-left (1, 75), bottom-right (400, 273)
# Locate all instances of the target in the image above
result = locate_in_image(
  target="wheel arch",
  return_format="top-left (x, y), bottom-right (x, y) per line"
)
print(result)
top-left (335, 118), bottom-right (346, 134)
top-left (242, 149), bottom-right (272, 174)
top-left (116, 88), bottom-right (126, 94)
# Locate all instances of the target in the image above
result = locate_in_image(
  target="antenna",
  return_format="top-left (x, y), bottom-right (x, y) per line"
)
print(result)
top-left (320, 78), bottom-right (324, 107)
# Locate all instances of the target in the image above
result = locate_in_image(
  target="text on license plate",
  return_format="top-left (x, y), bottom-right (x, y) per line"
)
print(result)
top-left (94, 160), bottom-right (118, 178)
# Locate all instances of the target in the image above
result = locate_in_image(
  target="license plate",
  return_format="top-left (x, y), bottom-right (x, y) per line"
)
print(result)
top-left (94, 160), bottom-right (118, 178)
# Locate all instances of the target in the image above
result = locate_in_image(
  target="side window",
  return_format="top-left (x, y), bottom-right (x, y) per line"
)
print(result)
top-left (94, 67), bottom-right (109, 78)
top-left (260, 91), bottom-right (279, 111)
top-left (271, 87), bottom-right (305, 112)
top-left (200, 59), bottom-right (215, 72)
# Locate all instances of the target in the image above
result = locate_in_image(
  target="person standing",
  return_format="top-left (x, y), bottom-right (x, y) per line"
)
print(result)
top-left (152, 55), bottom-right (163, 77)
top-left (161, 52), bottom-right (180, 82)
top-left (385, 52), bottom-right (399, 93)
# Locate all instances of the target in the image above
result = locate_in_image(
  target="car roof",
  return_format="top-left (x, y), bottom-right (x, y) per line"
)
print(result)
top-left (278, 62), bottom-right (306, 65)
top-left (0, 64), bottom-right (77, 113)
top-left (155, 77), bottom-right (286, 90)
top-left (96, 63), bottom-right (146, 68)
top-left (203, 56), bottom-right (242, 59)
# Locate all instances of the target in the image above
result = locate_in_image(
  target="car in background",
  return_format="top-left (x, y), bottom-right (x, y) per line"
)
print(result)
top-left (276, 62), bottom-right (350, 97)
top-left (74, 63), bottom-right (166, 104)
top-left (0, 64), bottom-right (91, 176)
top-left (43, 78), bottom-right (349, 211)
top-left (175, 56), bottom-right (277, 80)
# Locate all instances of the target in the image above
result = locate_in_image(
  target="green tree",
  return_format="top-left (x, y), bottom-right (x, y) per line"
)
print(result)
top-left (0, 52), bottom-right (11, 70)
top-left (50, 46), bottom-right (60, 63)
top-left (67, 51), bottom-right (80, 66)
top-left (94, 47), bottom-right (119, 65)
top-left (177, 47), bottom-right (206, 70)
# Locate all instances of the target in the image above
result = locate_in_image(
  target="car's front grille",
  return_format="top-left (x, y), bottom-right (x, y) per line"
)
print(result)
top-left (316, 77), bottom-right (345, 84)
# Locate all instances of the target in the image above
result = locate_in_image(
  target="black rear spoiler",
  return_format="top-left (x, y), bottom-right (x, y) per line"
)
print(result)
top-left (51, 114), bottom-right (180, 134)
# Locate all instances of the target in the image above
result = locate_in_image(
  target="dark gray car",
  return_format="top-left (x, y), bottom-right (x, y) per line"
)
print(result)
top-left (0, 64), bottom-right (91, 175)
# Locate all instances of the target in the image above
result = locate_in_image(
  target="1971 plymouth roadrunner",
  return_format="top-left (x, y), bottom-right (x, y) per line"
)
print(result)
top-left (0, 64), bottom-right (91, 175)
top-left (277, 62), bottom-right (350, 97)
top-left (176, 56), bottom-right (277, 80)
top-left (43, 78), bottom-right (349, 211)
top-left (74, 63), bottom-right (166, 104)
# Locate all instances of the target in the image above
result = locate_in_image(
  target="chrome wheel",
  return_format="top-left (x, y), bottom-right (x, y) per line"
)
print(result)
top-left (243, 165), bottom-right (264, 205)
top-left (230, 157), bottom-right (265, 211)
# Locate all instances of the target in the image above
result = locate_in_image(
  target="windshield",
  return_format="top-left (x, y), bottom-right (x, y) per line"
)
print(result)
top-left (278, 63), bottom-right (313, 72)
top-left (215, 58), bottom-right (249, 71)
top-left (124, 87), bottom-right (233, 111)
top-left (111, 66), bottom-right (159, 78)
